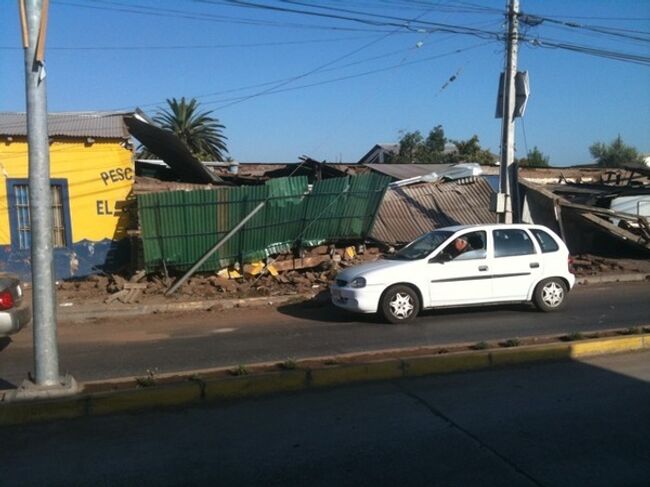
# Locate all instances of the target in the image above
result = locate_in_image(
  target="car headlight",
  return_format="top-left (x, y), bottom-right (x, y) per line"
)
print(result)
top-left (350, 277), bottom-right (366, 288)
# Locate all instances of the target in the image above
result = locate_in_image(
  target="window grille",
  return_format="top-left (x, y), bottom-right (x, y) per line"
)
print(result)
top-left (11, 183), bottom-right (68, 249)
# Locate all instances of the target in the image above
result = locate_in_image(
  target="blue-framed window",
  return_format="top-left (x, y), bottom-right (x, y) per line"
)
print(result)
top-left (6, 179), bottom-right (73, 250)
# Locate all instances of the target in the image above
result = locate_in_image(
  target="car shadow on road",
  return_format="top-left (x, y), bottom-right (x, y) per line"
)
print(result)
top-left (0, 337), bottom-right (18, 388)
top-left (0, 377), bottom-right (17, 389)
top-left (277, 291), bottom-right (538, 324)
top-left (0, 336), bottom-right (12, 352)
top-left (277, 300), bottom-right (381, 324)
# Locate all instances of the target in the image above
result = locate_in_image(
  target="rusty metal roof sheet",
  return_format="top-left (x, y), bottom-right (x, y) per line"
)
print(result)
top-left (369, 177), bottom-right (496, 245)
top-left (125, 111), bottom-right (221, 184)
top-left (0, 111), bottom-right (131, 138)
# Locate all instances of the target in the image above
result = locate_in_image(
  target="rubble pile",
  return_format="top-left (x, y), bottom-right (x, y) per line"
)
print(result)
top-left (55, 249), bottom-right (649, 306)
top-left (55, 244), bottom-right (383, 305)
top-left (571, 255), bottom-right (630, 276)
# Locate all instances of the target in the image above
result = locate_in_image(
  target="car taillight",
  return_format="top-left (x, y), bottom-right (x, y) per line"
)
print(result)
top-left (568, 256), bottom-right (575, 274)
top-left (0, 290), bottom-right (14, 310)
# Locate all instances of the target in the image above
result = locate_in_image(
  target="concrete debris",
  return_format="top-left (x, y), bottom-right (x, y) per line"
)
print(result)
top-left (129, 270), bottom-right (147, 283)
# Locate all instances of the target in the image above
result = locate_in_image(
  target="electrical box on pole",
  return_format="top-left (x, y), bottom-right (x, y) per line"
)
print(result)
top-left (496, 71), bottom-right (530, 119)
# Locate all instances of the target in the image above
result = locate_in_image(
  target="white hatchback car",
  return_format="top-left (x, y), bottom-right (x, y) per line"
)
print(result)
top-left (331, 224), bottom-right (575, 324)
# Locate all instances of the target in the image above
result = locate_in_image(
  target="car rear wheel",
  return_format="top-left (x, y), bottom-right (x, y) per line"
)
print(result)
top-left (380, 285), bottom-right (420, 324)
top-left (533, 278), bottom-right (568, 312)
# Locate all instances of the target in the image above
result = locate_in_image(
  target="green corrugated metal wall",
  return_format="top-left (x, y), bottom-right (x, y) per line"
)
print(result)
top-left (138, 174), bottom-right (390, 273)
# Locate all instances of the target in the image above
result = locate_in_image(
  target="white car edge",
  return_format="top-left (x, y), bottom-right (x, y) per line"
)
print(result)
top-left (331, 224), bottom-right (575, 324)
top-left (0, 273), bottom-right (32, 337)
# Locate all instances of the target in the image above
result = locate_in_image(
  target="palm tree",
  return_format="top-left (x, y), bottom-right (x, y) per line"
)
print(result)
top-left (154, 97), bottom-right (228, 161)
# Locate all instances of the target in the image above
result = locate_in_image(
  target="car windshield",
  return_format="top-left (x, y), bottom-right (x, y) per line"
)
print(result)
top-left (387, 230), bottom-right (454, 261)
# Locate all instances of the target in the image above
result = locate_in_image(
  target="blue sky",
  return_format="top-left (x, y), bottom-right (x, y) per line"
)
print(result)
top-left (1, 0), bottom-right (649, 165)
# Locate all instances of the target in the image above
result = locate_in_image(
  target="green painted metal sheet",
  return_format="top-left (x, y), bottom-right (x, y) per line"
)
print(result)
top-left (138, 174), bottom-right (389, 273)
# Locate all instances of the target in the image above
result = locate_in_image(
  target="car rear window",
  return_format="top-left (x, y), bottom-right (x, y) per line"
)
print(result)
top-left (493, 229), bottom-right (536, 257)
top-left (531, 229), bottom-right (560, 253)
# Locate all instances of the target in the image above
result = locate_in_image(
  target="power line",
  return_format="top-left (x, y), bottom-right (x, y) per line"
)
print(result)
top-left (198, 0), bottom-right (503, 39)
top-left (521, 34), bottom-right (650, 66)
top-left (203, 4), bottom-right (449, 111)
top-left (528, 14), bottom-right (650, 22)
top-left (519, 12), bottom-right (650, 43)
top-left (0, 40), bottom-right (493, 138)
top-left (205, 42), bottom-right (495, 109)
top-left (52, 0), bottom-right (398, 32)
top-left (0, 35), bottom-right (386, 51)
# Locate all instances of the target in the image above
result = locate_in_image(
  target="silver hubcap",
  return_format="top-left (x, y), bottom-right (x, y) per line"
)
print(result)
top-left (542, 282), bottom-right (564, 307)
top-left (389, 292), bottom-right (414, 319)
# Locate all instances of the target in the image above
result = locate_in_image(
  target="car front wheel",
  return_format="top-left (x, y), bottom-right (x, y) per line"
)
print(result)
top-left (380, 285), bottom-right (420, 324)
top-left (533, 277), bottom-right (568, 312)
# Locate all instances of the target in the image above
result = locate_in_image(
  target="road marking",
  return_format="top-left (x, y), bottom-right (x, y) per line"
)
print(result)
top-left (212, 328), bottom-right (237, 334)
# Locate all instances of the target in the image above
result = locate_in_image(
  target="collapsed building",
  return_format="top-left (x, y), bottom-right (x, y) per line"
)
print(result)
top-left (2, 110), bottom-right (648, 302)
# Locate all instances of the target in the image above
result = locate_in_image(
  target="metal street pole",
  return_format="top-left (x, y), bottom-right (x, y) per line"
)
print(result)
top-left (23, 0), bottom-right (60, 387)
top-left (498, 0), bottom-right (520, 224)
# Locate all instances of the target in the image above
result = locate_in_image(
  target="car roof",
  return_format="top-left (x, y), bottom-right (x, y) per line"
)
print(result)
top-left (437, 223), bottom-right (548, 233)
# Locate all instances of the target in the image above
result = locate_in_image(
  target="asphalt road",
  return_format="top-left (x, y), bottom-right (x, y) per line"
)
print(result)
top-left (4, 351), bottom-right (650, 486)
top-left (1, 282), bottom-right (648, 387)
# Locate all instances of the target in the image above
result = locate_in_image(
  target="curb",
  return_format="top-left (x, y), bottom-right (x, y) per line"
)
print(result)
top-left (58, 293), bottom-right (315, 323)
top-left (575, 273), bottom-right (650, 285)
top-left (56, 274), bottom-right (649, 321)
top-left (1, 333), bottom-right (648, 426)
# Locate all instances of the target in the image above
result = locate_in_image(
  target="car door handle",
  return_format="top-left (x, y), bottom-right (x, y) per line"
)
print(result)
top-left (530, 262), bottom-right (540, 269)
top-left (478, 265), bottom-right (488, 272)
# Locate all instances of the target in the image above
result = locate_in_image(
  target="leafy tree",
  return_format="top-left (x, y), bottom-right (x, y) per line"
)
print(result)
top-left (589, 136), bottom-right (643, 168)
top-left (450, 135), bottom-right (497, 165)
top-left (518, 146), bottom-right (549, 168)
top-left (396, 125), bottom-right (496, 165)
top-left (425, 125), bottom-right (446, 154)
top-left (144, 97), bottom-right (228, 161)
top-left (397, 130), bottom-right (424, 163)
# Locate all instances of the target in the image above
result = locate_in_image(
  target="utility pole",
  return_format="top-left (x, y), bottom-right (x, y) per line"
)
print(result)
top-left (9, 0), bottom-right (77, 400)
top-left (497, 0), bottom-right (520, 223)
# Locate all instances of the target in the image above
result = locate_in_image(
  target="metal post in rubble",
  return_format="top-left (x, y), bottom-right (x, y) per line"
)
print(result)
top-left (165, 201), bottom-right (267, 296)
top-left (497, 0), bottom-right (520, 223)
top-left (9, 0), bottom-right (77, 400)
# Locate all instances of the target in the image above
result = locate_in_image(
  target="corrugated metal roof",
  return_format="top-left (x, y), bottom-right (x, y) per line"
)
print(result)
top-left (365, 163), bottom-right (453, 180)
top-left (0, 111), bottom-right (131, 139)
top-left (369, 177), bottom-right (496, 245)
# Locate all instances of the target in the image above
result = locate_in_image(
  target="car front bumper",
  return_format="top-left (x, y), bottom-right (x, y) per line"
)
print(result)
top-left (330, 285), bottom-right (381, 314)
top-left (0, 301), bottom-right (32, 336)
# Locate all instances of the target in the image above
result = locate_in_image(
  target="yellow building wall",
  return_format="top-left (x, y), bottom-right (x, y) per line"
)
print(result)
top-left (0, 138), bottom-right (133, 246)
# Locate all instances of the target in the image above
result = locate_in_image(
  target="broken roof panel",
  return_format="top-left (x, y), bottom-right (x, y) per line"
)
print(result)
top-left (520, 179), bottom-right (650, 255)
top-left (358, 143), bottom-right (399, 164)
top-left (369, 177), bottom-right (495, 245)
top-left (365, 163), bottom-right (453, 180)
top-left (124, 110), bottom-right (221, 185)
top-left (0, 111), bottom-right (131, 139)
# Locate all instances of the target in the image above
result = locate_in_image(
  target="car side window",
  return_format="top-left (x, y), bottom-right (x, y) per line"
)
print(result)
top-left (443, 231), bottom-right (487, 261)
top-left (531, 229), bottom-right (560, 253)
top-left (493, 229), bottom-right (536, 257)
